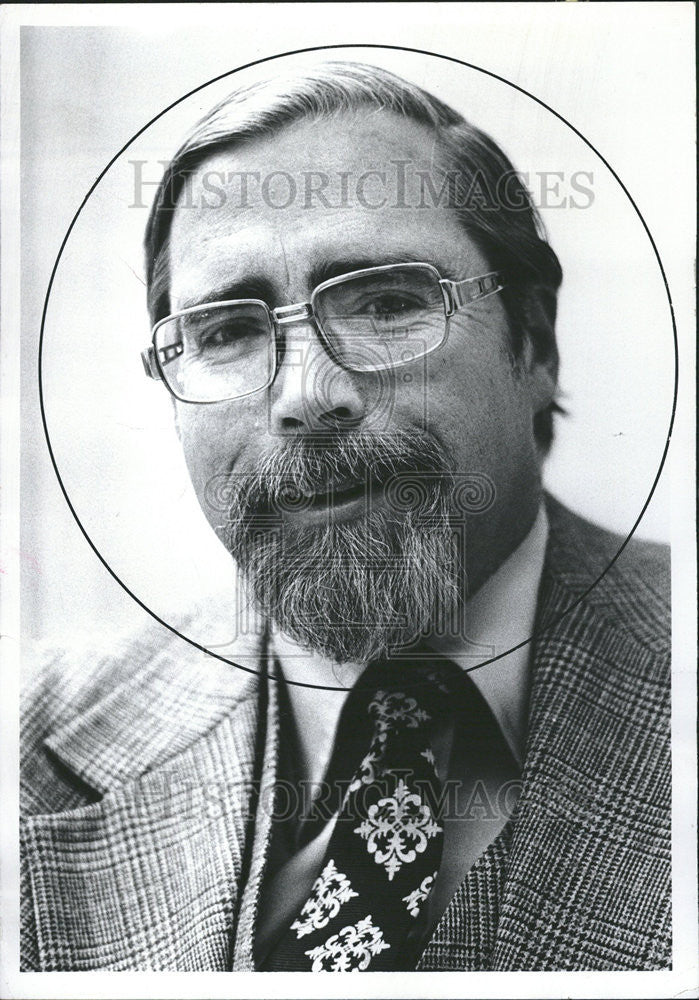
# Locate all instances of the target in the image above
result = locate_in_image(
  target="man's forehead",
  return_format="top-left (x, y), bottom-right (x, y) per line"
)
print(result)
top-left (166, 109), bottom-right (487, 305)
top-left (169, 109), bottom-right (453, 236)
top-left (190, 108), bottom-right (440, 180)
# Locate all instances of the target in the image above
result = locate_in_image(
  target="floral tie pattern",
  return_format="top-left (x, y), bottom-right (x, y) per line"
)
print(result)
top-left (354, 775), bottom-right (442, 880)
top-left (263, 660), bottom-right (457, 971)
top-left (290, 860), bottom-right (358, 938)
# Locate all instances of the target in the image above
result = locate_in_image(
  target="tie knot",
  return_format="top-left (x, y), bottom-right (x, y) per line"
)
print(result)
top-left (367, 688), bottom-right (432, 736)
top-left (351, 656), bottom-right (464, 740)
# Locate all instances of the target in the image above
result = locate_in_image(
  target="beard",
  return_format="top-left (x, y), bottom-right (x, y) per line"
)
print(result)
top-left (214, 430), bottom-right (463, 664)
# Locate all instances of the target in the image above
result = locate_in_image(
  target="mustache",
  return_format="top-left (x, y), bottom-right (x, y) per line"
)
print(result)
top-left (206, 430), bottom-right (455, 520)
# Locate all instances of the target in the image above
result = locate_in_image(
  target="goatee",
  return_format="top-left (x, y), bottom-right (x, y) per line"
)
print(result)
top-left (213, 430), bottom-right (463, 663)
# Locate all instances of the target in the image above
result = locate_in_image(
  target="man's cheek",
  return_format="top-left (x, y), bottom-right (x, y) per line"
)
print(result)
top-left (179, 421), bottom-right (228, 497)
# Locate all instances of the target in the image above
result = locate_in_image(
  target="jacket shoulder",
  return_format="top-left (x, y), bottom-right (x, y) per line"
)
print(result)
top-left (21, 618), bottom-right (260, 817)
top-left (22, 628), bottom-right (153, 813)
top-left (544, 494), bottom-right (670, 658)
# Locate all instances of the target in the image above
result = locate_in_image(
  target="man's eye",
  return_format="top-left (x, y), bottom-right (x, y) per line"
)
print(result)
top-left (361, 293), bottom-right (422, 318)
top-left (199, 323), bottom-right (240, 347)
top-left (194, 320), bottom-right (262, 350)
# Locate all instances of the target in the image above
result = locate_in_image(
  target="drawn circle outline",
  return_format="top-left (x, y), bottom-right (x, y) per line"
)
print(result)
top-left (38, 43), bottom-right (678, 691)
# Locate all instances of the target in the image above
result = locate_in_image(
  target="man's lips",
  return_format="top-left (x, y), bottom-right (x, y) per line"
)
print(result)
top-left (254, 474), bottom-right (390, 521)
top-left (300, 478), bottom-right (374, 509)
top-left (246, 461), bottom-right (431, 519)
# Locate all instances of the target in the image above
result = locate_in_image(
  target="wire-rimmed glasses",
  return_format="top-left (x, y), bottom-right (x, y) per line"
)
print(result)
top-left (141, 262), bottom-right (504, 404)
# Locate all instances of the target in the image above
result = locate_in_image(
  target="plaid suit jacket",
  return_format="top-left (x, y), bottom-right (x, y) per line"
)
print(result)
top-left (20, 496), bottom-right (671, 971)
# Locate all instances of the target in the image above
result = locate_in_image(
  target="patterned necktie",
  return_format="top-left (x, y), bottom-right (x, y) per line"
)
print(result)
top-left (263, 658), bottom-right (459, 972)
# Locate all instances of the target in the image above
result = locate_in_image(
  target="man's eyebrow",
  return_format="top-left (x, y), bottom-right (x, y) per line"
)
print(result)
top-left (178, 277), bottom-right (274, 310)
top-left (177, 253), bottom-right (435, 310)
top-left (308, 254), bottom-right (430, 288)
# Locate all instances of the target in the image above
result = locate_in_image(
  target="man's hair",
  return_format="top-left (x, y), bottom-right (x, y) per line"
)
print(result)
top-left (144, 61), bottom-right (563, 448)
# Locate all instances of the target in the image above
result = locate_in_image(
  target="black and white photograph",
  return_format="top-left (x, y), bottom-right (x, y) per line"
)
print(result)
top-left (1, 3), bottom-right (696, 997)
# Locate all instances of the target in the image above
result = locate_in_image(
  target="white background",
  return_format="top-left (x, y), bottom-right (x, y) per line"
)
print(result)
top-left (1, 4), bottom-right (696, 998)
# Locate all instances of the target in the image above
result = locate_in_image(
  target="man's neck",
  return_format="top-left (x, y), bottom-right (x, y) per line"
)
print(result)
top-left (269, 634), bottom-right (362, 789)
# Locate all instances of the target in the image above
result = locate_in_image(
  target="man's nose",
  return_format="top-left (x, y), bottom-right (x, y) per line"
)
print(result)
top-left (268, 321), bottom-right (367, 435)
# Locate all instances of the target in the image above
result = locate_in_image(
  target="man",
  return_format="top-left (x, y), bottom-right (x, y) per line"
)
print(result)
top-left (21, 62), bottom-right (670, 972)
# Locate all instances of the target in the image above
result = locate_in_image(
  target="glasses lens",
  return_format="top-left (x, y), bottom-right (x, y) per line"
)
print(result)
top-left (313, 265), bottom-right (446, 371)
top-left (154, 302), bottom-right (273, 402)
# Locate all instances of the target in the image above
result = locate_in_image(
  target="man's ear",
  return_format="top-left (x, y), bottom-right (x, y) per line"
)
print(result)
top-left (517, 285), bottom-right (559, 414)
top-left (526, 345), bottom-right (558, 415)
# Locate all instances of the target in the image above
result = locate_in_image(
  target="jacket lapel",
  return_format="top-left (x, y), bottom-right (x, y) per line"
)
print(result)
top-left (231, 662), bottom-right (281, 970)
top-left (491, 578), bottom-right (670, 970)
top-left (417, 822), bottom-right (513, 970)
top-left (22, 644), bottom-right (263, 971)
top-left (419, 499), bottom-right (670, 971)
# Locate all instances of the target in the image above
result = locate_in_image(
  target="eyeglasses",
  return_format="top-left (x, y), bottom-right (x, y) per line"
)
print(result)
top-left (141, 262), bottom-right (504, 404)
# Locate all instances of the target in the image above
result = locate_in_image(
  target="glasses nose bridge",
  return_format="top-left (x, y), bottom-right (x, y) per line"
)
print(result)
top-left (273, 300), bottom-right (314, 328)
top-left (272, 299), bottom-right (332, 358)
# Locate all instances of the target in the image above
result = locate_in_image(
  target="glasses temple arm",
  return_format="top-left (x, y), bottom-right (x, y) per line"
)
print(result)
top-left (441, 271), bottom-right (505, 315)
top-left (141, 345), bottom-right (162, 381)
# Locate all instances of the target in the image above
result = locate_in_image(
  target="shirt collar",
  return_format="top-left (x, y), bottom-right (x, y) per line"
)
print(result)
top-left (430, 503), bottom-right (549, 767)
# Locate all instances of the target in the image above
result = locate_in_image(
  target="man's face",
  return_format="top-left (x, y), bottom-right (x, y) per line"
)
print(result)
top-left (168, 110), bottom-right (555, 662)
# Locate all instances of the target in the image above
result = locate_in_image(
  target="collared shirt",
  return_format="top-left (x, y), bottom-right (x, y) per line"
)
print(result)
top-left (254, 505), bottom-right (549, 965)
top-left (432, 502), bottom-right (549, 767)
